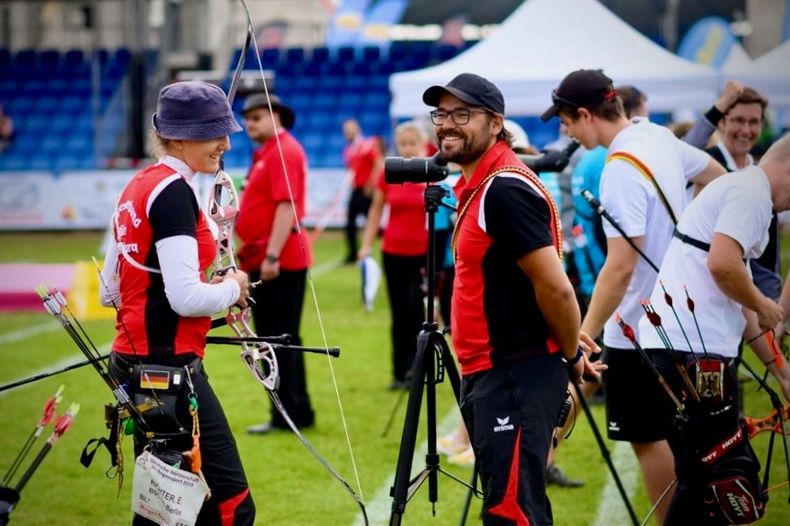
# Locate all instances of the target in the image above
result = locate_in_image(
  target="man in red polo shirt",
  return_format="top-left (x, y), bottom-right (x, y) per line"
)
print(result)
top-left (423, 73), bottom-right (599, 525)
top-left (342, 118), bottom-right (382, 263)
top-left (237, 93), bottom-right (315, 433)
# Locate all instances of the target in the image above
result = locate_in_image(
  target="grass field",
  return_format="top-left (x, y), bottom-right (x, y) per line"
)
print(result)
top-left (0, 230), bottom-right (788, 525)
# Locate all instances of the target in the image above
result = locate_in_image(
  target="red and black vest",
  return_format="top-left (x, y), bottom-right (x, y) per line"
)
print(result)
top-left (111, 163), bottom-right (216, 358)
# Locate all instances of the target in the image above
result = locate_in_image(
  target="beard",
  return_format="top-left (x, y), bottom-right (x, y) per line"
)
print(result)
top-left (438, 129), bottom-right (491, 165)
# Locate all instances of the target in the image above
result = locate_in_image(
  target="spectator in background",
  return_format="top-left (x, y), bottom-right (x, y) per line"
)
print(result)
top-left (237, 93), bottom-right (316, 434)
top-left (0, 102), bottom-right (14, 153)
top-left (343, 118), bottom-right (382, 263)
top-left (703, 87), bottom-right (782, 303)
top-left (358, 121), bottom-right (428, 390)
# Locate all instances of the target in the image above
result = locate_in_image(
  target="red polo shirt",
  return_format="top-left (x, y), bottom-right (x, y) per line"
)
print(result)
top-left (343, 136), bottom-right (380, 189)
top-left (236, 130), bottom-right (313, 271)
top-left (377, 169), bottom-right (428, 256)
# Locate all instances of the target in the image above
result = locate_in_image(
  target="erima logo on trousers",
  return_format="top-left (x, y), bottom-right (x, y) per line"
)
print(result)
top-left (493, 416), bottom-right (515, 432)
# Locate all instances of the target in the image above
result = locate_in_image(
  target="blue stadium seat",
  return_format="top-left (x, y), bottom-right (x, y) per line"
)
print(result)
top-left (322, 150), bottom-right (344, 168)
top-left (14, 49), bottom-right (36, 67)
top-left (36, 95), bottom-right (60, 112)
top-left (337, 92), bottom-right (362, 109)
top-left (21, 114), bottom-right (48, 134)
top-left (312, 93), bottom-right (336, 110)
top-left (318, 75), bottom-right (344, 92)
top-left (363, 92), bottom-right (390, 108)
top-left (114, 48), bottom-right (131, 65)
top-left (60, 95), bottom-right (83, 114)
top-left (362, 46), bottom-right (381, 62)
top-left (274, 76), bottom-right (293, 93)
top-left (305, 111), bottom-right (334, 131)
top-left (285, 47), bottom-right (305, 64)
top-left (29, 157), bottom-right (54, 171)
top-left (311, 46), bottom-right (330, 64)
top-left (0, 78), bottom-right (19, 97)
top-left (344, 75), bottom-right (367, 92)
top-left (64, 135), bottom-right (93, 156)
top-left (54, 155), bottom-right (83, 172)
top-left (23, 80), bottom-right (47, 97)
top-left (39, 49), bottom-right (61, 69)
top-left (0, 49), bottom-right (11, 69)
top-left (293, 76), bottom-right (318, 92)
top-left (322, 62), bottom-right (347, 77)
top-left (8, 97), bottom-right (35, 114)
top-left (63, 49), bottom-right (84, 67)
top-left (261, 48), bottom-right (280, 67)
top-left (288, 93), bottom-right (311, 113)
top-left (2, 156), bottom-right (28, 171)
top-left (337, 46), bottom-right (356, 63)
top-left (45, 78), bottom-right (70, 96)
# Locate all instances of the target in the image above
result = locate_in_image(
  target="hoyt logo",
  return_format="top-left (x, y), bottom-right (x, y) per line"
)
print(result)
top-left (725, 491), bottom-right (750, 518)
top-left (493, 416), bottom-right (515, 433)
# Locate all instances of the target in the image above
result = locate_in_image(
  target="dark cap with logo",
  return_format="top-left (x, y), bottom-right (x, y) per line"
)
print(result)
top-left (423, 73), bottom-right (505, 115)
top-left (242, 93), bottom-right (295, 129)
top-left (540, 69), bottom-right (617, 122)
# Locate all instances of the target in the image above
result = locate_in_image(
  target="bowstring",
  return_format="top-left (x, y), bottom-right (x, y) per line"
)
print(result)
top-left (240, 2), bottom-right (365, 503)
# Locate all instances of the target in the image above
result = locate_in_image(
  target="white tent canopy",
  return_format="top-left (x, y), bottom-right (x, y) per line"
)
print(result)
top-left (390, 0), bottom-right (720, 118)
top-left (723, 39), bottom-right (790, 108)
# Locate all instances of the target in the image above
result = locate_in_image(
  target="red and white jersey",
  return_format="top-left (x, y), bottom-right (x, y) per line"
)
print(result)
top-left (111, 161), bottom-right (217, 358)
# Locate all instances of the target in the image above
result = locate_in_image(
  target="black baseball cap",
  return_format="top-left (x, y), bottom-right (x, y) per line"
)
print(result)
top-left (540, 69), bottom-right (617, 122)
top-left (242, 93), bottom-right (295, 129)
top-left (423, 73), bottom-right (505, 115)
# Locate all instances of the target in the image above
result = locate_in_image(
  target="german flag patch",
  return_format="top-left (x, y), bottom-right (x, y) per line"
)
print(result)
top-left (139, 370), bottom-right (170, 390)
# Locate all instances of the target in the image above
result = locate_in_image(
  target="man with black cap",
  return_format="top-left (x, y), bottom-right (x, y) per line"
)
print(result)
top-left (424, 72), bottom-right (600, 525)
top-left (236, 93), bottom-right (315, 434)
top-left (542, 69), bottom-right (725, 522)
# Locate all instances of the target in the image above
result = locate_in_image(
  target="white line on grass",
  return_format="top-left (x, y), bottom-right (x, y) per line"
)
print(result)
top-left (351, 409), bottom-right (462, 526)
top-left (593, 441), bottom-right (639, 526)
top-left (0, 320), bottom-right (60, 345)
top-left (311, 259), bottom-right (345, 276)
top-left (0, 343), bottom-right (111, 399)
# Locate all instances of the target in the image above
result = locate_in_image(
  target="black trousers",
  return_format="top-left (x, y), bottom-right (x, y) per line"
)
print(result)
top-left (460, 356), bottom-right (567, 526)
top-left (345, 188), bottom-right (371, 261)
top-left (109, 353), bottom-right (255, 526)
top-left (382, 252), bottom-right (425, 382)
top-left (249, 268), bottom-right (314, 428)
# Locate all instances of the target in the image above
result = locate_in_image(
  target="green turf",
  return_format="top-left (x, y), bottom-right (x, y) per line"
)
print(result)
top-left (0, 230), bottom-right (788, 525)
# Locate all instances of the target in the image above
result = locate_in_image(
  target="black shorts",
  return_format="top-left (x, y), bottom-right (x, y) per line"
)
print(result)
top-left (460, 354), bottom-right (567, 526)
top-left (602, 346), bottom-right (674, 442)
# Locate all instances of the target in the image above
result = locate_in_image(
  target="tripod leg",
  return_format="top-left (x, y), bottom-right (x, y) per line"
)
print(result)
top-left (573, 383), bottom-right (639, 526)
top-left (389, 330), bottom-right (431, 525)
top-left (458, 463), bottom-right (478, 526)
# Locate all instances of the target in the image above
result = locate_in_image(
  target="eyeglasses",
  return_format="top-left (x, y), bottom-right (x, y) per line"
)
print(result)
top-left (430, 108), bottom-right (488, 126)
top-left (725, 116), bottom-right (763, 129)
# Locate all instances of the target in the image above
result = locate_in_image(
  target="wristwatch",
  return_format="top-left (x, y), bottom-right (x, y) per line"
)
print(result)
top-left (265, 253), bottom-right (279, 264)
top-left (562, 346), bottom-right (584, 368)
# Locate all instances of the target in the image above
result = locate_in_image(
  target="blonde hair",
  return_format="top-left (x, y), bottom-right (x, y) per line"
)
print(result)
top-left (148, 129), bottom-right (173, 159)
top-left (395, 120), bottom-right (427, 142)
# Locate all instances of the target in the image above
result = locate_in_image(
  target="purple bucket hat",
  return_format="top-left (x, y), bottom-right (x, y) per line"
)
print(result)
top-left (152, 80), bottom-right (242, 140)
